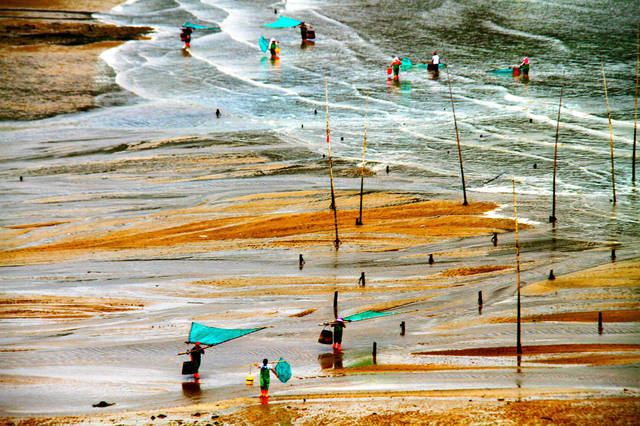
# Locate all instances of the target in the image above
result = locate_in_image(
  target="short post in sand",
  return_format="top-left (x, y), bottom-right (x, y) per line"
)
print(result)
top-left (333, 290), bottom-right (338, 319)
top-left (445, 65), bottom-right (469, 206)
top-left (356, 96), bottom-right (369, 226)
top-left (478, 290), bottom-right (483, 314)
top-left (598, 311), bottom-right (603, 335)
top-left (325, 78), bottom-right (340, 248)
top-left (601, 62), bottom-right (616, 204)
top-left (550, 77), bottom-right (565, 224)
top-left (372, 341), bottom-right (377, 364)
top-left (400, 321), bottom-right (405, 336)
top-left (513, 180), bottom-right (522, 355)
top-left (633, 23), bottom-right (639, 183)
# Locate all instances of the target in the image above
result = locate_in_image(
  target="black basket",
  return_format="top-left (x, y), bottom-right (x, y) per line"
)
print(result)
top-left (318, 328), bottom-right (333, 344)
top-left (182, 361), bottom-right (197, 375)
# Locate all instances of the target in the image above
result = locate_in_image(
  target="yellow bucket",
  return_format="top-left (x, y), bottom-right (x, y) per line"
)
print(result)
top-left (245, 376), bottom-right (254, 386)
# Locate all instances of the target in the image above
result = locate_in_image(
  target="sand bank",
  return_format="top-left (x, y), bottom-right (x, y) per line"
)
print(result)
top-left (0, 0), bottom-right (151, 121)
top-left (0, 192), bottom-right (519, 266)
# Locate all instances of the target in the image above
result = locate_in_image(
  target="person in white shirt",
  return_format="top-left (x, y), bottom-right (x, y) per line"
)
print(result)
top-left (432, 51), bottom-right (440, 65)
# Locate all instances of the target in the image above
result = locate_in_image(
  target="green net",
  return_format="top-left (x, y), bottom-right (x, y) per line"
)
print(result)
top-left (342, 310), bottom-right (395, 322)
top-left (259, 36), bottom-right (270, 53)
top-left (188, 322), bottom-right (264, 346)
top-left (275, 358), bottom-right (291, 383)
top-left (184, 22), bottom-right (220, 31)
top-left (264, 16), bottom-right (302, 28)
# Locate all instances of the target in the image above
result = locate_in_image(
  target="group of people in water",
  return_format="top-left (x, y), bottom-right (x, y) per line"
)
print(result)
top-left (389, 51), bottom-right (529, 81)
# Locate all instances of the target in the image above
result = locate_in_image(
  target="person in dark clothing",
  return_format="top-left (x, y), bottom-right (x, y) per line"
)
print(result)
top-left (331, 317), bottom-right (346, 353)
top-left (190, 341), bottom-right (204, 380)
top-left (180, 27), bottom-right (193, 49)
top-left (299, 22), bottom-right (308, 40)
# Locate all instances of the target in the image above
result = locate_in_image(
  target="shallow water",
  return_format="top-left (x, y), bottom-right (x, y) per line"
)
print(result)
top-left (1, 0), bottom-right (639, 417)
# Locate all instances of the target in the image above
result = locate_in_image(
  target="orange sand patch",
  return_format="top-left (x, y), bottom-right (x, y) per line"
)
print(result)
top-left (523, 258), bottom-right (640, 296)
top-left (492, 309), bottom-right (640, 324)
top-left (1, 196), bottom-right (515, 266)
top-left (0, 295), bottom-right (144, 320)
top-left (334, 364), bottom-right (506, 374)
top-left (533, 353), bottom-right (640, 366)
top-left (289, 309), bottom-right (317, 317)
top-left (413, 344), bottom-right (640, 357)
top-left (440, 265), bottom-right (513, 277)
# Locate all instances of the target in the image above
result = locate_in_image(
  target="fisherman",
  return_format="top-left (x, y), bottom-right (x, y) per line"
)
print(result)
top-left (190, 341), bottom-right (205, 380)
top-left (519, 57), bottom-right (530, 78)
top-left (432, 51), bottom-right (440, 65)
top-left (331, 317), bottom-right (346, 353)
top-left (180, 26), bottom-right (193, 49)
top-left (390, 56), bottom-right (402, 80)
top-left (298, 22), bottom-right (308, 41)
top-left (253, 358), bottom-right (279, 404)
top-left (269, 38), bottom-right (279, 58)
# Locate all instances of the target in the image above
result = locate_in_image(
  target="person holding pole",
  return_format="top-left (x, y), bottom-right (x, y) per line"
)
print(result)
top-left (253, 359), bottom-right (278, 404)
top-left (331, 317), bottom-right (346, 353)
top-left (190, 341), bottom-right (205, 380)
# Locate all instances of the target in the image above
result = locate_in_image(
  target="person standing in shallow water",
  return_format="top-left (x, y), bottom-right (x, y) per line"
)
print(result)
top-left (331, 317), bottom-right (346, 353)
top-left (253, 358), bottom-right (278, 404)
top-left (180, 26), bottom-right (192, 49)
top-left (190, 341), bottom-right (204, 381)
top-left (519, 57), bottom-right (530, 78)
top-left (390, 56), bottom-right (402, 80)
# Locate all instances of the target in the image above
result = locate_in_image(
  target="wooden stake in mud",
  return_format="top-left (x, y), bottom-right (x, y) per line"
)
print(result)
top-left (513, 180), bottom-right (522, 355)
top-left (325, 79), bottom-right (341, 248)
top-left (550, 77), bottom-right (565, 224)
top-left (601, 63), bottom-right (617, 204)
top-left (633, 23), bottom-right (639, 183)
top-left (445, 66), bottom-right (469, 206)
top-left (356, 96), bottom-right (369, 226)
top-left (372, 341), bottom-right (377, 364)
top-left (598, 311), bottom-right (603, 335)
top-left (333, 290), bottom-right (338, 319)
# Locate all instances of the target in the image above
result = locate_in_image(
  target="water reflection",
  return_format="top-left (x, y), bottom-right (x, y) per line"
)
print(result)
top-left (318, 352), bottom-right (343, 369)
top-left (181, 381), bottom-right (202, 402)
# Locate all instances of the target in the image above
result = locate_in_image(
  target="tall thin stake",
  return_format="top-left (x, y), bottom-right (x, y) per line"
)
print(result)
top-left (633, 23), bottom-right (639, 183)
top-left (325, 79), bottom-right (340, 248)
top-left (357, 97), bottom-right (368, 226)
top-left (601, 62), bottom-right (616, 204)
top-left (446, 66), bottom-right (468, 206)
top-left (550, 77), bottom-right (565, 224)
top-left (512, 180), bottom-right (522, 355)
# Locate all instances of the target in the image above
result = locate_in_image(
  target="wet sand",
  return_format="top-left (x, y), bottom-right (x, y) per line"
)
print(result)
top-left (5, 395), bottom-right (638, 425)
top-left (0, 0), bottom-right (151, 121)
top-left (1, 2), bottom-right (639, 422)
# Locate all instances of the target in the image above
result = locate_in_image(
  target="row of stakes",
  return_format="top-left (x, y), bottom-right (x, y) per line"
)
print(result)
top-left (306, 234), bottom-right (616, 363)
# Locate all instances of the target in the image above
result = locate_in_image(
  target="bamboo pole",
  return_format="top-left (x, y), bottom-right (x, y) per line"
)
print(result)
top-left (325, 79), bottom-right (340, 248)
top-left (550, 77), bottom-right (565, 224)
top-left (445, 66), bottom-right (468, 206)
top-left (356, 97), bottom-right (368, 226)
top-left (601, 62), bottom-right (616, 204)
top-left (512, 180), bottom-right (522, 355)
top-left (633, 23), bottom-right (639, 183)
